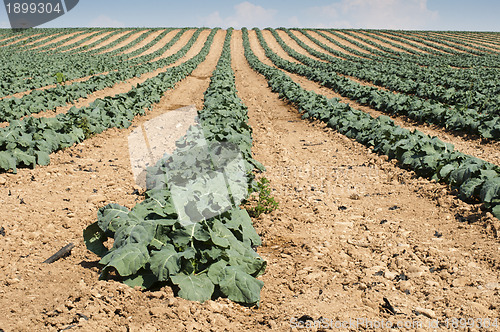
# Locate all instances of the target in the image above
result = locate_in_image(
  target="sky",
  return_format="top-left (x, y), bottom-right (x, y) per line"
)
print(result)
top-left (0, 0), bottom-right (499, 31)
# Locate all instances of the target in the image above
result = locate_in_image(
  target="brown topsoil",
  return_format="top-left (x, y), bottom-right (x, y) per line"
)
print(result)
top-left (0, 30), bottom-right (499, 332)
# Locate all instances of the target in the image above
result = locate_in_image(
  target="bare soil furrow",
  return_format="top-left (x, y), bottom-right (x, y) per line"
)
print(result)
top-left (3, 32), bottom-right (56, 47)
top-left (347, 31), bottom-right (420, 55)
top-left (62, 30), bottom-right (116, 53)
top-left (318, 30), bottom-right (381, 56)
top-left (119, 29), bottom-right (165, 55)
top-left (30, 31), bottom-right (84, 50)
top-left (129, 29), bottom-right (180, 59)
top-left (0, 29), bottom-right (498, 332)
top-left (410, 32), bottom-right (491, 54)
top-left (0, 30), bottom-right (189, 102)
top-left (376, 31), bottom-right (460, 55)
top-left (329, 30), bottom-right (404, 55)
top-left (287, 30), bottom-right (346, 61)
top-left (85, 30), bottom-right (132, 52)
top-left (26, 30), bottom-right (211, 120)
top-left (255, 30), bottom-right (500, 167)
top-left (50, 30), bottom-right (104, 50)
top-left (426, 32), bottom-right (500, 52)
top-left (0, 29), bottom-right (205, 125)
top-left (307, 30), bottom-right (370, 58)
top-left (96, 30), bottom-right (149, 54)
top-left (231, 29), bottom-right (500, 331)
top-left (274, 29), bottom-right (327, 62)
top-left (0, 29), bottom-right (227, 332)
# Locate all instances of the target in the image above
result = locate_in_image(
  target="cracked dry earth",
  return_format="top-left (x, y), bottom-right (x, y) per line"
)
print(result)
top-left (0, 29), bottom-right (499, 332)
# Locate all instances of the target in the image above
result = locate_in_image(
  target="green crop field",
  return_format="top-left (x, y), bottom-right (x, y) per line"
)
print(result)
top-left (1, 26), bottom-right (499, 331)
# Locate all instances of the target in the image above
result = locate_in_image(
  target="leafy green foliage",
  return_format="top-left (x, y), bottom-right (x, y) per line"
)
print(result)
top-left (0, 28), bottom-right (174, 98)
top-left (242, 28), bottom-right (500, 220)
top-left (246, 177), bottom-right (279, 217)
top-left (266, 28), bottom-right (500, 140)
top-left (83, 29), bottom-right (266, 306)
top-left (0, 29), bottom-right (215, 173)
top-left (0, 29), bottom-right (193, 122)
top-left (54, 72), bottom-right (66, 84)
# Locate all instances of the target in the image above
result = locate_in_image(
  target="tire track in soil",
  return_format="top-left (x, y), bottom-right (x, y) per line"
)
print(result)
top-left (0, 29), bottom-right (209, 126)
top-left (0, 29), bottom-right (227, 332)
top-left (257, 30), bottom-right (500, 167)
top-left (232, 29), bottom-right (500, 331)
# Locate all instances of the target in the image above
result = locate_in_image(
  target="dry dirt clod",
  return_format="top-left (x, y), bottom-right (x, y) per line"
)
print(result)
top-left (415, 307), bottom-right (437, 319)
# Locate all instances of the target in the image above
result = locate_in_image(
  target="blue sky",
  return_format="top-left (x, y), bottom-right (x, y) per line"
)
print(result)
top-left (1, 0), bottom-right (499, 31)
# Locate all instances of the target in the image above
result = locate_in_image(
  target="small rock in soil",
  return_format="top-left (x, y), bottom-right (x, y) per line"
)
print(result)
top-left (407, 266), bottom-right (425, 279)
top-left (395, 272), bottom-right (408, 281)
top-left (484, 282), bottom-right (500, 290)
top-left (381, 297), bottom-right (397, 315)
top-left (0, 176), bottom-right (6, 185)
top-left (86, 194), bottom-right (107, 204)
top-left (384, 271), bottom-right (397, 280)
top-left (166, 297), bottom-right (177, 307)
top-left (425, 280), bottom-right (440, 287)
top-left (452, 277), bottom-right (469, 287)
top-left (297, 315), bottom-right (314, 323)
top-left (455, 213), bottom-right (468, 223)
top-left (349, 193), bottom-right (360, 200)
top-left (0, 226), bottom-right (5, 236)
top-left (415, 307), bottom-right (436, 319)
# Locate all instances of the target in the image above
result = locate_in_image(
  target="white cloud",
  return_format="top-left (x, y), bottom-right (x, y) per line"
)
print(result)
top-left (201, 11), bottom-right (224, 27)
top-left (88, 15), bottom-right (125, 28)
top-left (200, 2), bottom-right (277, 29)
top-left (307, 0), bottom-right (438, 29)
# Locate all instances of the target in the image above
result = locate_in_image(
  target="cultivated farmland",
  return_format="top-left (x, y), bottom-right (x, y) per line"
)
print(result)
top-left (0, 27), bottom-right (499, 331)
